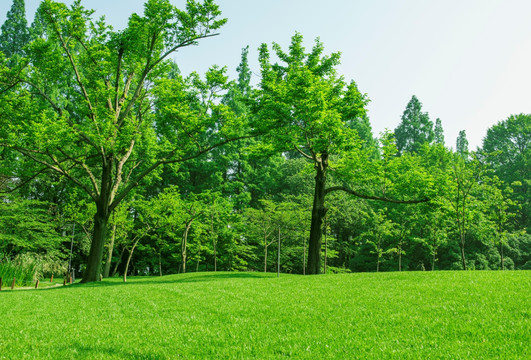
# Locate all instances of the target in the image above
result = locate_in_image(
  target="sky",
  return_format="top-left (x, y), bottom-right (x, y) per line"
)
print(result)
top-left (2, 0), bottom-right (531, 149)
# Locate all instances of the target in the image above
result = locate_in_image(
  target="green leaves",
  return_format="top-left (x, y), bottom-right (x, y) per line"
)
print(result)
top-left (254, 33), bottom-right (368, 156)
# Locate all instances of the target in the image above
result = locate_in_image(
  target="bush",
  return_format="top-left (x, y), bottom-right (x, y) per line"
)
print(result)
top-left (0, 255), bottom-right (38, 286)
top-left (0, 253), bottom-right (67, 287)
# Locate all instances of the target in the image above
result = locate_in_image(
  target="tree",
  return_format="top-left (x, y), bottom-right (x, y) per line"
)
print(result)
top-left (362, 208), bottom-right (395, 272)
top-left (253, 34), bottom-right (430, 274)
top-left (244, 200), bottom-right (277, 272)
top-left (456, 130), bottom-right (469, 158)
top-left (0, 197), bottom-right (63, 257)
top-left (394, 95), bottom-right (434, 154)
top-left (445, 153), bottom-right (484, 270)
top-left (434, 118), bottom-right (444, 145)
top-left (0, 0), bottom-right (243, 282)
top-left (483, 176), bottom-right (518, 270)
top-left (481, 114), bottom-right (530, 232)
top-left (0, 0), bottom-right (30, 58)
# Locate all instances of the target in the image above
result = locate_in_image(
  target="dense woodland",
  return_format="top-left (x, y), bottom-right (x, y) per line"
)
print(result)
top-left (0, 0), bottom-right (529, 283)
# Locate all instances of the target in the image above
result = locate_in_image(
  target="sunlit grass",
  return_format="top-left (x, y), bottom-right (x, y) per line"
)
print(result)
top-left (0, 271), bottom-right (529, 359)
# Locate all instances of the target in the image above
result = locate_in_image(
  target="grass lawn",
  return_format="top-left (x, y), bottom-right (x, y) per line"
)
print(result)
top-left (0, 271), bottom-right (529, 359)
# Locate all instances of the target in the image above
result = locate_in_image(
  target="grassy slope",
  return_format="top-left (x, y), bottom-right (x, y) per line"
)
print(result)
top-left (0, 271), bottom-right (529, 359)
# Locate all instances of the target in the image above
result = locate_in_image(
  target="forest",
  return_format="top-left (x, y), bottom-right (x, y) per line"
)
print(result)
top-left (0, 0), bottom-right (530, 285)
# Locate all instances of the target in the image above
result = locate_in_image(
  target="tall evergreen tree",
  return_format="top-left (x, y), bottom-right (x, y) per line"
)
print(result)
top-left (456, 130), bottom-right (469, 158)
top-left (0, 0), bottom-right (30, 58)
top-left (434, 118), bottom-right (445, 145)
top-left (395, 95), bottom-right (434, 154)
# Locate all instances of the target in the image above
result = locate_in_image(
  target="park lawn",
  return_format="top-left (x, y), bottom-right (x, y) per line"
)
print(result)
top-left (0, 271), bottom-right (529, 359)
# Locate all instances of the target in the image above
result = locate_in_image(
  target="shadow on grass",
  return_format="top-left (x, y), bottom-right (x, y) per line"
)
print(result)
top-left (56, 342), bottom-right (167, 360)
top-left (50, 271), bottom-right (279, 290)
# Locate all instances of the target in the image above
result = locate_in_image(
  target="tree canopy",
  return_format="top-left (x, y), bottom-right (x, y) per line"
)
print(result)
top-left (1, 1), bottom-right (529, 281)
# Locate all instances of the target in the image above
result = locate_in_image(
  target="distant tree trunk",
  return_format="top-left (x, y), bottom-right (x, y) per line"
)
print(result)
top-left (376, 236), bottom-right (381, 272)
top-left (398, 245), bottom-right (402, 272)
top-left (302, 235), bottom-right (306, 275)
top-left (455, 181), bottom-right (468, 271)
top-left (213, 244), bottom-right (217, 272)
top-left (264, 241), bottom-right (268, 272)
top-left (500, 241), bottom-right (505, 270)
top-left (324, 215), bottom-right (328, 274)
top-left (111, 247), bottom-right (125, 277)
top-left (181, 219), bottom-right (193, 274)
top-left (307, 153), bottom-right (328, 275)
top-left (210, 213), bottom-right (217, 272)
top-left (158, 250), bottom-right (162, 276)
top-left (196, 250), bottom-right (201, 272)
top-left (277, 226), bottom-right (281, 277)
top-left (431, 249), bottom-right (436, 271)
top-left (123, 233), bottom-right (144, 283)
top-left (103, 222), bottom-right (117, 278)
top-left (459, 232), bottom-right (467, 270)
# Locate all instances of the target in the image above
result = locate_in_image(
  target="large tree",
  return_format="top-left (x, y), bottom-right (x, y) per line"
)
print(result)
top-left (253, 34), bottom-right (430, 274)
top-left (0, 0), bottom-right (243, 282)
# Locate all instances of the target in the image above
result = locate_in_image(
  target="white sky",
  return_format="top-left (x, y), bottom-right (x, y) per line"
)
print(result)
top-left (2, 0), bottom-right (531, 149)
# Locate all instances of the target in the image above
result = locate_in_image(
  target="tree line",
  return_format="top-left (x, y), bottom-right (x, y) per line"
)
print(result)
top-left (0, 0), bottom-right (529, 283)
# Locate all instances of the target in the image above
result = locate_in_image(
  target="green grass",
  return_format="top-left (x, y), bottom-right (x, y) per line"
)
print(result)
top-left (0, 271), bottom-right (529, 359)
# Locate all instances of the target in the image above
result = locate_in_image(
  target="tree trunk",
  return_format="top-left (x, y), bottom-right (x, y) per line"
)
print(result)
top-left (213, 243), bottom-right (217, 272)
top-left (196, 250), bottom-right (201, 272)
top-left (82, 206), bottom-right (109, 283)
top-left (307, 154), bottom-right (328, 275)
top-left (460, 233), bottom-right (467, 270)
top-left (182, 220), bottom-right (192, 274)
top-left (398, 246), bottom-right (402, 272)
top-left (103, 222), bottom-right (116, 278)
top-left (500, 242), bottom-right (505, 270)
top-left (82, 162), bottom-right (112, 283)
top-left (302, 235), bottom-right (306, 275)
top-left (210, 213), bottom-right (217, 272)
top-left (264, 244), bottom-right (268, 273)
top-left (123, 240), bottom-right (140, 283)
top-left (277, 226), bottom-right (281, 277)
top-left (376, 236), bottom-right (381, 272)
top-left (324, 216), bottom-right (328, 274)
top-left (111, 247), bottom-right (125, 277)
top-left (158, 250), bottom-right (162, 276)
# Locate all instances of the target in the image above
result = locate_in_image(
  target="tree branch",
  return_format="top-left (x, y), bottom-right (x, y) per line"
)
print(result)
top-left (117, 33), bottom-right (220, 127)
top-left (294, 145), bottom-right (314, 161)
top-left (44, 7), bottom-right (98, 131)
top-left (109, 138), bottom-right (136, 204)
top-left (0, 167), bottom-right (48, 194)
top-left (56, 147), bottom-right (100, 196)
top-left (12, 146), bottom-right (98, 201)
top-left (325, 186), bottom-right (429, 204)
top-left (109, 134), bottom-right (255, 212)
top-left (23, 80), bottom-right (63, 116)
